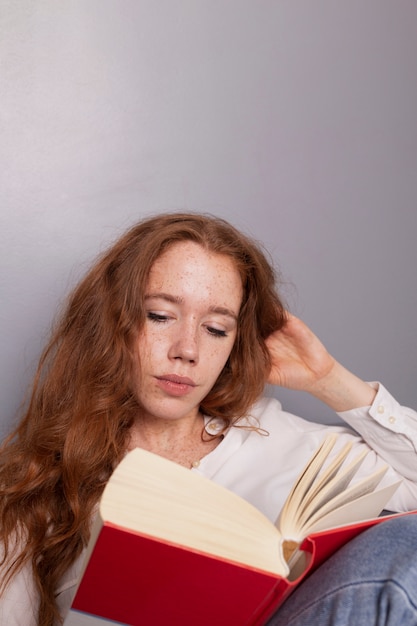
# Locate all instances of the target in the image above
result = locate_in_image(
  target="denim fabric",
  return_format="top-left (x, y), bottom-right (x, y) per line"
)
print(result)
top-left (267, 515), bottom-right (417, 626)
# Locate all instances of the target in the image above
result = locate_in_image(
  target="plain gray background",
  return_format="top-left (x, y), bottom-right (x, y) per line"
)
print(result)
top-left (1, 1), bottom-right (416, 438)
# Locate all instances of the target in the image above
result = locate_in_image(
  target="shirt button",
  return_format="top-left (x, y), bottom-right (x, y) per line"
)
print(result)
top-left (389, 416), bottom-right (396, 424)
top-left (377, 405), bottom-right (385, 414)
top-left (206, 421), bottom-right (221, 433)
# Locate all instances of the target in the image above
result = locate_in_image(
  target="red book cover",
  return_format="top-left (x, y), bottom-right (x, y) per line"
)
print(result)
top-left (68, 512), bottom-right (415, 626)
top-left (69, 523), bottom-right (285, 626)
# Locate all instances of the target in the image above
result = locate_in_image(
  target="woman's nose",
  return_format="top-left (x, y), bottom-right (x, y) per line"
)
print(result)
top-left (167, 323), bottom-right (199, 364)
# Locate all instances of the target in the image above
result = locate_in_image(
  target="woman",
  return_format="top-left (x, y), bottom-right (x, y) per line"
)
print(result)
top-left (1, 212), bottom-right (416, 625)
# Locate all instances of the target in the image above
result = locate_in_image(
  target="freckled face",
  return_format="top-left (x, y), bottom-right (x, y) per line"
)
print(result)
top-left (135, 241), bottom-right (243, 424)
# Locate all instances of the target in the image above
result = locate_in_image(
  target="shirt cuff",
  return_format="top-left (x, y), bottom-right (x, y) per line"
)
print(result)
top-left (338, 381), bottom-right (417, 452)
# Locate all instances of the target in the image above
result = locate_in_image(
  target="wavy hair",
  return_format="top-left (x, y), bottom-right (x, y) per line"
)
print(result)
top-left (0, 212), bottom-right (286, 625)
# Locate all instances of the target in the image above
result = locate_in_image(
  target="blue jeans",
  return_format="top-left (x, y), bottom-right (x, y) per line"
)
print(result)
top-left (267, 515), bottom-right (417, 625)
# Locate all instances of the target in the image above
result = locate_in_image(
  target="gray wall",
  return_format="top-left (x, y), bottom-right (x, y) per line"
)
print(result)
top-left (1, 1), bottom-right (417, 437)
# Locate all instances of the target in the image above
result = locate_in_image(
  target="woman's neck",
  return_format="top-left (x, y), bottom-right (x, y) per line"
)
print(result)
top-left (127, 412), bottom-right (222, 469)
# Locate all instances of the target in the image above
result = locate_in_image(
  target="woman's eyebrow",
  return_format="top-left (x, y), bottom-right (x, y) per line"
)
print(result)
top-left (145, 293), bottom-right (238, 320)
top-left (145, 292), bottom-right (183, 304)
top-left (208, 306), bottom-right (238, 321)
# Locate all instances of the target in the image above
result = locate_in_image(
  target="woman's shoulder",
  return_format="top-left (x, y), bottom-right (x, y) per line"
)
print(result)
top-left (245, 395), bottom-right (339, 436)
top-left (250, 395), bottom-right (283, 415)
top-left (246, 395), bottom-right (302, 428)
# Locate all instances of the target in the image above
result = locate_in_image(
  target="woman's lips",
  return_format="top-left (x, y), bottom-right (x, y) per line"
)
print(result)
top-left (155, 374), bottom-right (197, 396)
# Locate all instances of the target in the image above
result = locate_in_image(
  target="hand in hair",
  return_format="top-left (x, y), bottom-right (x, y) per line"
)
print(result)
top-left (266, 314), bottom-right (335, 391)
top-left (266, 314), bottom-right (376, 411)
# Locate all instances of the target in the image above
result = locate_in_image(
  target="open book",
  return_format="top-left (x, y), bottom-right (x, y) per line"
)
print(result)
top-left (66, 434), bottom-right (406, 626)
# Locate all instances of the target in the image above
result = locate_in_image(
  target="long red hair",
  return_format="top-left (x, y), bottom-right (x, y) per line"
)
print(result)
top-left (0, 213), bottom-right (286, 624)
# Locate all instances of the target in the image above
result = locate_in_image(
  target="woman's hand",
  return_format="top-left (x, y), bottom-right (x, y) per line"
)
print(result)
top-left (266, 314), bottom-right (377, 411)
top-left (266, 314), bottom-right (335, 391)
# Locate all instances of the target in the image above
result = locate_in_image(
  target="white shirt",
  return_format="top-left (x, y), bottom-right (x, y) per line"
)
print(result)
top-left (2, 382), bottom-right (417, 625)
top-left (196, 382), bottom-right (417, 521)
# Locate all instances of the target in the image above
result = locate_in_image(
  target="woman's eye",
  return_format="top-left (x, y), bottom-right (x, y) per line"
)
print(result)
top-left (207, 326), bottom-right (227, 338)
top-left (147, 312), bottom-right (170, 323)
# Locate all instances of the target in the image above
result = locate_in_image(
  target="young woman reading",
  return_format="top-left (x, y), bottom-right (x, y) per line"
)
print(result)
top-left (1, 213), bottom-right (416, 625)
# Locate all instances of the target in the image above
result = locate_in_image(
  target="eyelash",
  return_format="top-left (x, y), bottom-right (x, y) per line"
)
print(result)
top-left (147, 312), bottom-right (170, 323)
top-left (207, 327), bottom-right (227, 338)
top-left (146, 313), bottom-right (228, 338)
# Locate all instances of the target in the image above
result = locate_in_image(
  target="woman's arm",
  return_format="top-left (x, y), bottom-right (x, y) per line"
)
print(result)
top-left (266, 314), bottom-right (417, 502)
top-left (0, 557), bottom-right (38, 626)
